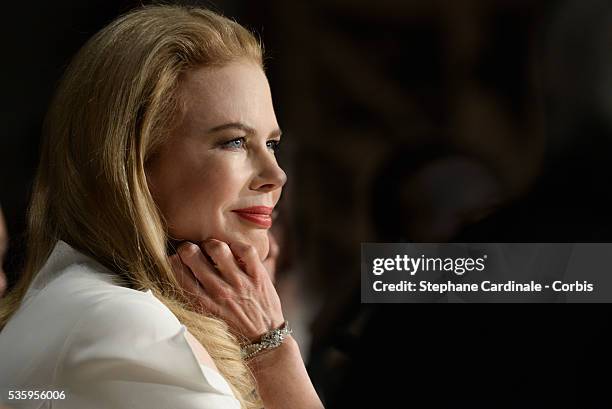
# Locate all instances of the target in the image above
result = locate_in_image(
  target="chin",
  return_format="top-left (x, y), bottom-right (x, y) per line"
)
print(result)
top-left (217, 229), bottom-right (269, 262)
top-left (239, 230), bottom-right (270, 261)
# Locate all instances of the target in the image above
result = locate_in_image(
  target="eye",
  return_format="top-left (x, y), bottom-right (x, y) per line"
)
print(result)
top-left (220, 137), bottom-right (245, 150)
top-left (266, 139), bottom-right (281, 153)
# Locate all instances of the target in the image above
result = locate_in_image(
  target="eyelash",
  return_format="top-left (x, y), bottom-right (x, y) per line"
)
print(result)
top-left (267, 139), bottom-right (281, 153)
top-left (221, 138), bottom-right (246, 150)
top-left (220, 137), bottom-right (281, 153)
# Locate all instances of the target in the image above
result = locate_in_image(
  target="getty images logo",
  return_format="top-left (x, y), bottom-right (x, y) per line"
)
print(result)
top-left (372, 254), bottom-right (488, 276)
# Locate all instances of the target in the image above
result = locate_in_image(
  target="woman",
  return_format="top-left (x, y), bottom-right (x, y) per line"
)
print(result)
top-left (0, 5), bottom-right (323, 409)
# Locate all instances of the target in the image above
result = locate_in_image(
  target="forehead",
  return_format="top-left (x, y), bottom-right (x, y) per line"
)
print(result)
top-left (177, 61), bottom-right (275, 127)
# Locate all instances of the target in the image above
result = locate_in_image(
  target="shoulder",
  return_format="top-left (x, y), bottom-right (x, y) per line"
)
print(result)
top-left (31, 245), bottom-right (197, 356)
top-left (57, 271), bottom-right (220, 373)
top-left (56, 276), bottom-right (190, 377)
top-left (19, 243), bottom-right (239, 405)
top-left (26, 250), bottom-right (185, 353)
top-left (53, 272), bottom-right (182, 348)
top-left (55, 280), bottom-right (237, 402)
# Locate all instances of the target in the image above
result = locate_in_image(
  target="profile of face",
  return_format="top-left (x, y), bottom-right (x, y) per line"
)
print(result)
top-left (146, 60), bottom-right (286, 261)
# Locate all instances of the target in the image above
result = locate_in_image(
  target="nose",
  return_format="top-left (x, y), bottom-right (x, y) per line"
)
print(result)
top-left (250, 152), bottom-right (287, 193)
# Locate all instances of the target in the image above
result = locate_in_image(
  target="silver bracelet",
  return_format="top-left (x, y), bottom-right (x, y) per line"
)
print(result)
top-left (241, 321), bottom-right (293, 360)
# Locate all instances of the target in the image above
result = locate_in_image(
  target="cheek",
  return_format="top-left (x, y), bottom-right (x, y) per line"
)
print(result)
top-left (148, 146), bottom-right (247, 241)
top-left (148, 144), bottom-right (273, 260)
top-left (272, 187), bottom-right (283, 204)
top-left (184, 165), bottom-right (244, 238)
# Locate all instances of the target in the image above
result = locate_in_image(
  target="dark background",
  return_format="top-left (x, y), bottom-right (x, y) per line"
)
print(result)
top-left (2, 0), bottom-right (612, 407)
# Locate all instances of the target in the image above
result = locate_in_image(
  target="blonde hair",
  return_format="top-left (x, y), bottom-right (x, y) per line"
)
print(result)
top-left (0, 4), bottom-right (264, 408)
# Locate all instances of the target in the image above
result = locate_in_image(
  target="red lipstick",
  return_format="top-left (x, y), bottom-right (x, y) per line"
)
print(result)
top-left (231, 206), bottom-right (273, 228)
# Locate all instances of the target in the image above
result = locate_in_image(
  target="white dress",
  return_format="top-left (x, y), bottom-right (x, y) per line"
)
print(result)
top-left (0, 241), bottom-right (241, 409)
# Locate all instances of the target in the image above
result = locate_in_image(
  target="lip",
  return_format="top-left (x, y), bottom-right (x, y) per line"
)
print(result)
top-left (231, 206), bottom-right (273, 228)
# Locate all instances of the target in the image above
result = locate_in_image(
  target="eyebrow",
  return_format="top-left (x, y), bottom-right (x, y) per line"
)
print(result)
top-left (207, 122), bottom-right (282, 138)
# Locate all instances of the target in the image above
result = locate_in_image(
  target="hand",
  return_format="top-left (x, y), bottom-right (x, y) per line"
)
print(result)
top-left (170, 239), bottom-right (285, 342)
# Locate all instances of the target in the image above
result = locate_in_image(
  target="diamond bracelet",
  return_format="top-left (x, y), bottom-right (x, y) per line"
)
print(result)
top-left (241, 321), bottom-right (293, 360)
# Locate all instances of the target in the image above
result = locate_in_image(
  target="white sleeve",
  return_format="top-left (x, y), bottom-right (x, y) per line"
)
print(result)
top-left (55, 291), bottom-right (241, 409)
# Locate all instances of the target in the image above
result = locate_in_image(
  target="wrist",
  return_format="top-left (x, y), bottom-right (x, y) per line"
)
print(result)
top-left (247, 334), bottom-right (299, 371)
top-left (241, 320), bottom-right (293, 361)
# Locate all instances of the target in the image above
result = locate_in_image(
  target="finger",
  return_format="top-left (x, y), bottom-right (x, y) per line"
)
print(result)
top-left (228, 241), bottom-right (268, 285)
top-left (177, 242), bottom-right (233, 297)
top-left (169, 254), bottom-right (219, 315)
top-left (202, 239), bottom-right (245, 288)
top-left (169, 254), bottom-right (204, 297)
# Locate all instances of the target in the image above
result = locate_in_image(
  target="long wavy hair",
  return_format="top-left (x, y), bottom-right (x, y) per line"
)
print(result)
top-left (0, 4), bottom-right (264, 408)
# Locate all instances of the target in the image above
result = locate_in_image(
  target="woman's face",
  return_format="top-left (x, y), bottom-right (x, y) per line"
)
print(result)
top-left (146, 60), bottom-right (286, 261)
